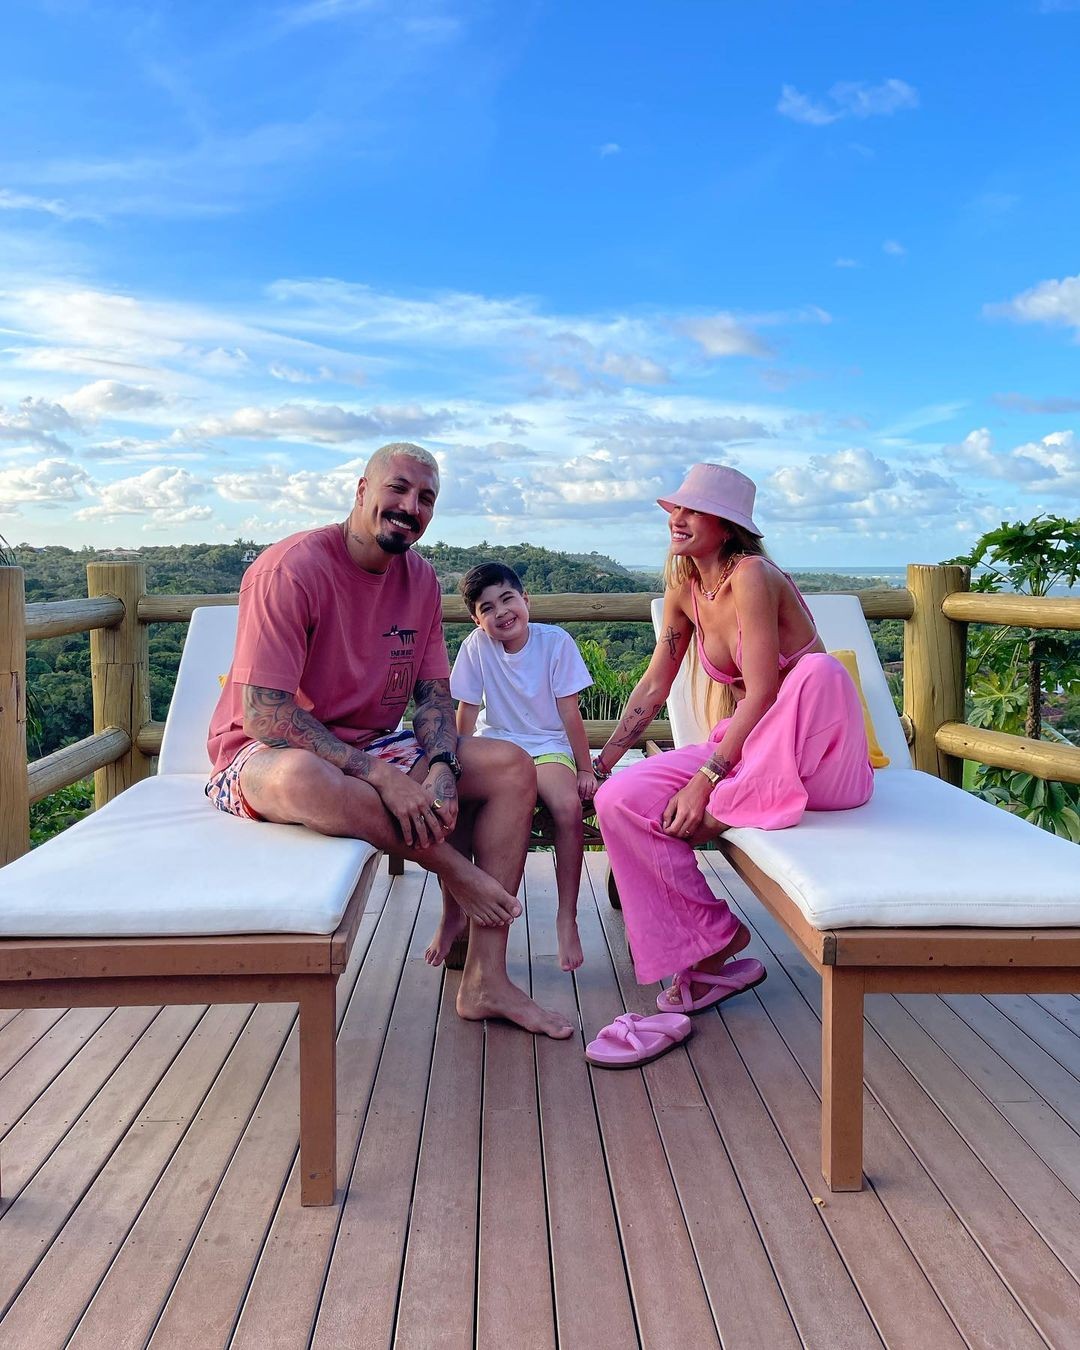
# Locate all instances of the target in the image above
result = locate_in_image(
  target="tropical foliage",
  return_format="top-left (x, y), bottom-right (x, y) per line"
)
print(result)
top-left (947, 515), bottom-right (1080, 841)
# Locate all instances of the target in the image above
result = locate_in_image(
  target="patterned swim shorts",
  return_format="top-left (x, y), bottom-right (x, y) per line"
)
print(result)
top-left (205, 729), bottom-right (425, 820)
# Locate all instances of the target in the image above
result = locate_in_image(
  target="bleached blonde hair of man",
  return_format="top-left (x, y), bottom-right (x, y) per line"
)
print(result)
top-left (364, 442), bottom-right (441, 481)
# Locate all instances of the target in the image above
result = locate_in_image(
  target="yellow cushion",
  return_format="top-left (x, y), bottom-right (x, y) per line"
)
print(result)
top-left (829, 649), bottom-right (890, 769)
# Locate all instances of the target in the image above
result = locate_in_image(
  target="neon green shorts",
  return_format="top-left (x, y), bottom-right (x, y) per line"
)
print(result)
top-left (533, 752), bottom-right (576, 773)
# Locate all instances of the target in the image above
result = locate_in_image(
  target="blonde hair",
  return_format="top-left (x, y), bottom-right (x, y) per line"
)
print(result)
top-left (664, 521), bottom-right (769, 728)
top-left (364, 441), bottom-right (440, 481)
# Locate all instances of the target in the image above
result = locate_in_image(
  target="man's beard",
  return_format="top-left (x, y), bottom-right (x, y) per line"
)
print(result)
top-left (375, 511), bottom-right (421, 554)
top-left (375, 529), bottom-right (413, 555)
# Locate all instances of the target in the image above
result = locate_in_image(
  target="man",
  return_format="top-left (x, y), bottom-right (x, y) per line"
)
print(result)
top-left (206, 442), bottom-right (573, 1039)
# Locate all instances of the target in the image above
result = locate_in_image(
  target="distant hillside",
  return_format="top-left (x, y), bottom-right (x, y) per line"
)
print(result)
top-left (12, 538), bottom-right (901, 761)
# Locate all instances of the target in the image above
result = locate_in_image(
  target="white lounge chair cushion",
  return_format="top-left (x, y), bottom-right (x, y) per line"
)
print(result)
top-left (725, 770), bottom-right (1080, 929)
top-left (0, 775), bottom-right (376, 937)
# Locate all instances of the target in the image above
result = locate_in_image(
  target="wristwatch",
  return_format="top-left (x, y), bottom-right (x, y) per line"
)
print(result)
top-left (697, 761), bottom-right (722, 786)
top-left (429, 751), bottom-right (463, 781)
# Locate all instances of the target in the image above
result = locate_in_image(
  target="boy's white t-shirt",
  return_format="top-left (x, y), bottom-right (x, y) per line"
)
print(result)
top-left (450, 622), bottom-right (593, 759)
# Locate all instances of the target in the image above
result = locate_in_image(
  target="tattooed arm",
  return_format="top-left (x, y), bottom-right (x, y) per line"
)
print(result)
top-left (593, 588), bottom-right (693, 776)
top-left (411, 676), bottom-right (460, 825)
top-left (242, 685), bottom-right (379, 779)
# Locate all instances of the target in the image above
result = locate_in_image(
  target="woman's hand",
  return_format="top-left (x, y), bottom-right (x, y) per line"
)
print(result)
top-left (662, 774), bottom-right (712, 838)
top-left (577, 769), bottom-right (598, 802)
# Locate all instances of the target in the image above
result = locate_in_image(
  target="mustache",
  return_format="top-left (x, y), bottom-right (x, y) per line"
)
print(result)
top-left (382, 510), bottom-right (422, 532)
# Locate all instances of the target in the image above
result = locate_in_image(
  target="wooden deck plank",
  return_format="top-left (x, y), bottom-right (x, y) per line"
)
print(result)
top-left (869, 995), bottom-right (1080, 1285)
top-left (701, 914), bottom-right (962, 1348)
top-left (590, 856), bottom-right (880, 1350)
top-left (719, 862), bottom-right (1075, 1348)
top-left (993, 994), bottom-right (1080, 1078)
top-left (68, 1001), bottom-right (299, 1350)
top-left (0, 1007), bottom-right (67, 1079)
top-left (575, 854), bottom-right (721, 1349)
top-left (8, 853), bottom-right (1080, 1349)
top-left (0, 1004), bottom-right (203, 1315)
top-left (231, 876), bottom-right (430, 1350)
top-left (392, 968), bottom-right (483, 1350)
top-left (0, 1006), bottom-right (161, 1200)
top-left (911, 993), bottom-right (1080, 1199)
top-left (708, 858), bottom-right (1048, 1350)
top-left (475, 880), bottom-right (557, 1350)
top-left (525, 855), bottom-right (639, 1350)
top-left (311, 875), bottom-right (444, 1349)
top-left (150, 880), bottom-right (414, 1350)
top-left (0, 1006), bottom-right (112, 1132)
top-left (0, 1003), bottom-right (253, 1349)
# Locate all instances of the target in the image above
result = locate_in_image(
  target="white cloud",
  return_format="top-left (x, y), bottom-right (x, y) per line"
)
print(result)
top-left (0, 397), bottom-right (79, 454)
top-left (768, 446), bottom-right (896, 510)
top-left (598, 143), bottom-right (621, 157)
top-left (61, 380), bottom-right (167, 418)
top-left (678, 314), bottom-right (772, 358)
top-left (883, 239), bottom-right (906, 256)
top-left (945, 426), bottom-right (1080, 493)
top-left (834, 257), bottom-right (861, 269)
top-left (188, 400), bottom-right (457, 444)
top-left (986, 273), bottom-right (1080, 333)
top-left (777, 79), bottom-right (918, 126)
top-left (0, 457), bottom-right (90, 506)
top-left (0, 189), bottom-right (99, 223)
top-left (76, 465), bottom-right (211, 521)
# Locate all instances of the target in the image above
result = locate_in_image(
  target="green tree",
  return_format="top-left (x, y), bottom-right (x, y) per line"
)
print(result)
top-left (947, 515), bottom-right (1080, 840)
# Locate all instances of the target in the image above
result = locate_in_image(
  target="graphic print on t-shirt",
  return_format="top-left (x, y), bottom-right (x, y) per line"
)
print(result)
top-left (381, 621), bottom-right (417, 706)
top-left (382, 662), bottom-right (413, 705)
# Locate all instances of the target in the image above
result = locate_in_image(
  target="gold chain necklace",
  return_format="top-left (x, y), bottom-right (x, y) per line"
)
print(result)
top-left (697, 553), bottom-right (742, 602)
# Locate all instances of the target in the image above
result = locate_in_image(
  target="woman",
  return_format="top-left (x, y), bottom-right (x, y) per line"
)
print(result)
top-left (593, 463), bottom-right (873, 1013)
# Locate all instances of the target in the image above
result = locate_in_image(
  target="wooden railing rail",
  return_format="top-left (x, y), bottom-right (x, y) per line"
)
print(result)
top-left (942, 592), bottom-right (1080, 630)
top-left (27, 728), bottom-right (131, 804)
top-left (138, 586), bottom-right (913, 627)
top-left (25, 596), bottom-right (125, 641)
top-left (6, 558), bottom-right (1080, 870)
top-left (1, 565), bottom-right (132, 864)
top-left (935, 723), bottom-right (1080, 785)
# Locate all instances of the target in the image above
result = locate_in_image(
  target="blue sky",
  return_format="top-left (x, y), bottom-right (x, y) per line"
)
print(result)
top-left (1, 0), bottom-right (1079, 566)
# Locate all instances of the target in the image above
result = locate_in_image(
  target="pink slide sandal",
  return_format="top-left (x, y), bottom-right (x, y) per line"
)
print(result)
top-left (585, 1012), bottom-right (692, 1068)
top-left (656, 957), bottom-right (767, 1015)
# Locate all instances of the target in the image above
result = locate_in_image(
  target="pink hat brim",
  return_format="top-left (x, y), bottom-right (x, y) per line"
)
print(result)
top-left (656, 491), bottom-right (763, 537)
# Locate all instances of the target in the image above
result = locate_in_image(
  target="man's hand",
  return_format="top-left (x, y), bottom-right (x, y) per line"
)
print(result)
top-left (424, 764), bottom-right (459, 837)
top-left (370, 762), bottom-right (447, 849)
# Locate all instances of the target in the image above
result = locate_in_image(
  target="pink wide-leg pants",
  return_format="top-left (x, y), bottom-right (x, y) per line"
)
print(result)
top-left (594, 654), bottom-right (874, 983)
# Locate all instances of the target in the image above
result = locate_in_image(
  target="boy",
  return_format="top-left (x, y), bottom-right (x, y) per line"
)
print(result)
top-left (425, 562), bottom-right (595, 973)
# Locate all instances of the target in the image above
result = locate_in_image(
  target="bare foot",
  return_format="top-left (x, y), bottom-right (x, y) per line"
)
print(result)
top-left (425, 901), bottom-right (469, 967)
top-left (457, 975), bottom-right (574, 1039)
top-left (450, 874), bottom-right (523, 927)
top-left (716, 920), bottom-right (751, 963)
top-left (657, 932), bottom-right (750, 1006)
top-left (556, 915), bottom-right (584, 972)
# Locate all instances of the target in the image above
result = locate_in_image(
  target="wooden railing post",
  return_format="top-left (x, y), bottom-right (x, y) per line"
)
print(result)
top-left (87, 561), bottom-right (152, 807)
top-left (903, 563), bottom-right (969, 785)
top-left (0, 566), bottom-right (30, 863)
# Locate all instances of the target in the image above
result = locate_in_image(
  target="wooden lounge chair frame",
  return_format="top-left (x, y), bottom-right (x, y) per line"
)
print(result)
top-left (0, 854), bottom-right (378, 1206)
top-left (722, 846), bottom-right (1080, 1190)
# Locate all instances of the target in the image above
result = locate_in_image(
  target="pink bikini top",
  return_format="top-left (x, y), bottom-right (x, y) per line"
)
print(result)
top-left (690, 556), bottom-right (819, 685)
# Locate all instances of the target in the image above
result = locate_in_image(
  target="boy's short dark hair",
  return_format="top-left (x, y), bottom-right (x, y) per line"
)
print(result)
top-left (460, 562), bottom-right (524, 615)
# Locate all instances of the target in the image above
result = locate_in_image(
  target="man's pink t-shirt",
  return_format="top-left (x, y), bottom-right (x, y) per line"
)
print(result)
top-left (208, 524), bottom-right (450, 774)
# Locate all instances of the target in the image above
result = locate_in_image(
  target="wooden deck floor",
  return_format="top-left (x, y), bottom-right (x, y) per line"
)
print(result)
top-left (3, 850), bottom-right (1080, 1348)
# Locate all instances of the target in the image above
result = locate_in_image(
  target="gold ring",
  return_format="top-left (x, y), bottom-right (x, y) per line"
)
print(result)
top-left (433, 798), bottom-right (444, 810)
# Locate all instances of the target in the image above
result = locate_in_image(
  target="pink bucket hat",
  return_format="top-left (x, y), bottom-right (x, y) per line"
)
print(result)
top-left (657, 463), bottom-right (763, 537)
